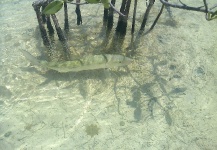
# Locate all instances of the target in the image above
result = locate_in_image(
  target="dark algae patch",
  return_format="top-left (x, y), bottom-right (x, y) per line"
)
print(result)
top-left (85, 124), bottom-right (100, 138)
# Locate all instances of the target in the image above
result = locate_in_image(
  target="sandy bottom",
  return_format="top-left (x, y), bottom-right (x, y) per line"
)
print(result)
top-left (0, 0), bottom-right (217, 149)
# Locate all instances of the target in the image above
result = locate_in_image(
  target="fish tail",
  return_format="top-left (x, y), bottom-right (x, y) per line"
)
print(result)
top-left (19, 49), bottom-right (42, 66)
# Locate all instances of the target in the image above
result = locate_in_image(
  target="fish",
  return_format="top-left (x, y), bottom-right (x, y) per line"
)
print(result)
top-left (19, 49), bottom-right (132, 72)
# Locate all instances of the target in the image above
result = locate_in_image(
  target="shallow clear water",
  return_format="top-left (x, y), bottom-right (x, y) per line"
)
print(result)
top-left (0, 0), bottom-right (217, 149)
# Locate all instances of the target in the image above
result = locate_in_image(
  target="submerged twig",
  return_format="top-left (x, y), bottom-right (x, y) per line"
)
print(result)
top-left (139, 0), bottom-right (155, 33)
top-left (116, 0), bottom-right (131, 37)
top-left (64, 2), bottom-right (69, 31)
top-left (145, 3), bottom-right (165, 34)
top-left (109, 1), bottom-right (125, 17)
top-left (75, 0), bottom-right (82, 25)
top-left (131, 0), bottom-right (137, 34)
top-left (160, 0), bottom-right (214, 13)
top-left (107, 0), bottom-right (116, 32)
top-left (32, 0), bottom-right (52, 58)
top-left (51, 14), bottom-right (71, 60)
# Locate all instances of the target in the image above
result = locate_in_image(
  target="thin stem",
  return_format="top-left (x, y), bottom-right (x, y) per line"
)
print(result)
top-left (145, 4), bottom-right (165, 35)
top-left (51, 14), bottom-right (71, 60)
top-left (160, 0), bottom-right (214, 13)
top-left (109, 2), bottom-right (125, 17)
top-left (75, 0), bottom-right (82, 25)
top-left (131, 0), bottom-right (137, 34)
top-left (139, 0), bottom-right (155, 33)
top-left (107, 0), bottom-right (115, 32)
top-left (64, 2), bottom-right (69, 31)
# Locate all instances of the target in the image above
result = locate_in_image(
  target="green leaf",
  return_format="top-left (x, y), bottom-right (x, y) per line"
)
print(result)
top-left (101, 0), bottom-right (110, 9)
top-left (42, 0), bottom-right (64, 15)
top-left (85, 0), bottom-right (100, 4)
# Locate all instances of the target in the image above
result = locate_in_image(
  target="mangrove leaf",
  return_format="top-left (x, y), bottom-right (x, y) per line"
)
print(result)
top-left (85, 0), bottom-right (100, 4)
top-left (42, 0), bottom-right (64, 15)
top-left (101, 0), bottom-right (110, 9)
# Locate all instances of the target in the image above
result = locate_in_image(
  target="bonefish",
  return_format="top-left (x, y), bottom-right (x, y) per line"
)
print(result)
top-left (20, 49), bottom-right (132, 72)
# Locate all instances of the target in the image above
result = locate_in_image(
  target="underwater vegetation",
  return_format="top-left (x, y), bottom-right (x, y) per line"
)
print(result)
top-left (31, 0), bottom-right (217, 63)
top-left (85, 124), bottom-right (100, 138)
